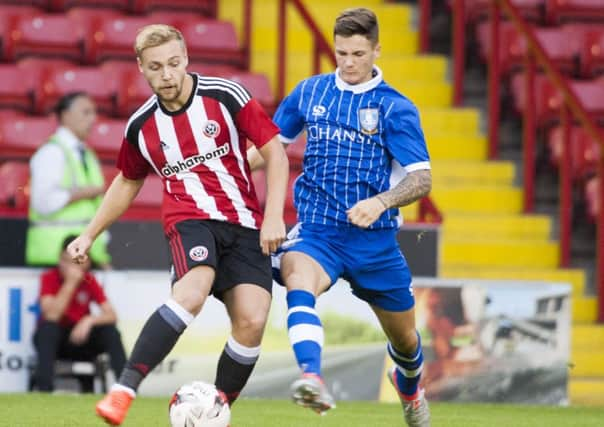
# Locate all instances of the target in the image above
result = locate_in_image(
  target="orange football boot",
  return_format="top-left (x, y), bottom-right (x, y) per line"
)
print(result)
top-left (96, 389), bottom-right (134, 425)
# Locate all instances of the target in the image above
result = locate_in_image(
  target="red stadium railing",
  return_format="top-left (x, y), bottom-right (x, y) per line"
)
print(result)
top-left (241, 0), bottom-right (252, 70)
top-left (437, 0), bottom-right (604, 322)
top-left (276, 0), bottom-right (334, 101)
top-left (276, 0), bottom-right (442, 224)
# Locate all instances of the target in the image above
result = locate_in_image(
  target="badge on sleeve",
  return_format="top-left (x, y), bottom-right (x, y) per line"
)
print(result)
top-left (358, 108), bottom-right (379, 135)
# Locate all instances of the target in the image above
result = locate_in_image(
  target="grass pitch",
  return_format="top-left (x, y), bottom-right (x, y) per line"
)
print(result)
top-left (1, 394), bottom-right (604, 426)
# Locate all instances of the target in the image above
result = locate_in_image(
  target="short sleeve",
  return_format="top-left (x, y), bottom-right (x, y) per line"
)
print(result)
top-left (86, 274), bottom-right (107, 305)
top-left (116, 137), bottom-right (150, 180)
top-left (273, 83), bottom-right (305, 142)
top-left (39, 270), bottom-right (60, 298)
top-left (386, 101), bottom-right (430, 172)
top-left (235, 99), bottom-right (280, 149)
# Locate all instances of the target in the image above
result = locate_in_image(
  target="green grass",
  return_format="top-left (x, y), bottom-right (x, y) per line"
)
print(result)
top-left (1, 394), bottom-right (604, 426)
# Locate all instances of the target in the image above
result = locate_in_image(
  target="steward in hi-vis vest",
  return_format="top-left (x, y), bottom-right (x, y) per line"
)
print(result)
top-left (26, 92), bottom-right (110, 267)
top-left (27, 136), bottom-right (109, 266)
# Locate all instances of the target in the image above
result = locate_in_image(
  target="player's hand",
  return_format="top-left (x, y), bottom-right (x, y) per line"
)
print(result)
top-left (346, 197), bottom-right (387, 228)
top-left (67, 235), bottom-right (93, 264)
top-left (259, 216), bottom-right (286, 255)
top-left (69, 316), bottom-right (93, 345)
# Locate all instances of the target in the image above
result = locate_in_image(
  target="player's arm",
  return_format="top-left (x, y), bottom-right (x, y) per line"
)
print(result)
top-left (246, 145), bottom-right (264, 171)
top-left (67, 186), bottom-right (106, 204)
top-left (83, 172), bottom-right (143, 239)
top-left (68, 173), bottom-right (144, 263)
top-left (237, 96), bottom-right (290, 254)
top-left (246, 137), bottom-right (290, 253)
top-left (376, 169), bottom-right (432, 208)
top-left (347, 170), bottom-right (432, 228)
top-left (257, 136), bottom-right (289, 254)
top-left (247, 141), bottom-right (298, 171)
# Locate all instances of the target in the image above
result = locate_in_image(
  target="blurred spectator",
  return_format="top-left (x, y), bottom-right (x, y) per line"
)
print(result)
top-left (26, 91), bottom-right (110, 268)
top-left (31, 235), bottom-right (126, 392)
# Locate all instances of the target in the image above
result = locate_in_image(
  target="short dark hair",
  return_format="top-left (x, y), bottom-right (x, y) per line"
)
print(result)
top-left (54, 91), bottom-right (89, 118)
top-left (61, 235), bottom-right (79, 252)
top-left (334, 8), bottom-right (379, 45)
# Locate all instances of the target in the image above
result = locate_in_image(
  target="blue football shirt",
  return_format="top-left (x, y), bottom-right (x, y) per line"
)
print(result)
top-left (273, 66), bottom-right (430, 229)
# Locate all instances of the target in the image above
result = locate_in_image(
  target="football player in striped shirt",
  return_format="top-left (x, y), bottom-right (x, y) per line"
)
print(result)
top-left (272, 8), bottom-right (431, 426)
top-left (67, 24), bottom-right (289, 425)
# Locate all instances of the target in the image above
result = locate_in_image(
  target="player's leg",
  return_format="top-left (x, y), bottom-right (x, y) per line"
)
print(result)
top-left (279, 225), bottom-right (340, 414)
top-left (212, 222), bottom-right (273, 405)
top-left (282, 251), bottom-right (331, 376)
top-left (373, 306), bottom-right (423, 395)
top-left (373, 306), bottom-right (430, 427)
top-left (96, 220), bottom-right (217, 426)
top-left (216, 284), bottom-right (270, 403)
top-left (96, 265), bottom-right (214, 425)
top-left (282, 251), bottom-right (336, 414)
top-left (344, 229), bottom-right (429, 426)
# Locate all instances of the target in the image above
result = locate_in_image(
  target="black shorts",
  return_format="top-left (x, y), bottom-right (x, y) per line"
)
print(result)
top-left (166, 219), bottom-right (272, 299)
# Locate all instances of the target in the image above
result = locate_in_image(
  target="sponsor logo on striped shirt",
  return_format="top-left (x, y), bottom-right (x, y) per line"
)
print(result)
top-left (160, 143), bottom-right (231, 177)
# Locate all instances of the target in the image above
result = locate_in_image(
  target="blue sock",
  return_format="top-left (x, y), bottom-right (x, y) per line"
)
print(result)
top-left (286, 289), bottom-right (323, 376)
top-left (388, 332), bottom-right (424, 397)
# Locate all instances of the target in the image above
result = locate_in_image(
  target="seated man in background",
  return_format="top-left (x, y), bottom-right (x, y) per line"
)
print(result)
top-left (26, 91), bottom-right (111, 268)
top-left (31, 236), bottom-right (126, 392)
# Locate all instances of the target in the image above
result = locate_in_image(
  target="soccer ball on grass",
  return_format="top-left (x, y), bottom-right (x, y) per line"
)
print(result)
top-left (169, 381), bottom-right (231, 427)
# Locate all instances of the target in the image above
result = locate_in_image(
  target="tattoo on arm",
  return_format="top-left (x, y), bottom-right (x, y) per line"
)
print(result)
top-left (378, 169), bottom-right (432, 208)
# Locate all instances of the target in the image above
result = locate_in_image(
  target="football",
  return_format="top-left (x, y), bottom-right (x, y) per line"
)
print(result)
top-left (168, 381), bottom-right (231, 427)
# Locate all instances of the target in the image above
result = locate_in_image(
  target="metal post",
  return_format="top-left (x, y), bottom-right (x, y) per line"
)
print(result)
top-left (488, 0), bottom-right (500, 159)
top-left (559, 104), bottom-right (572, 267)
top-left (276, 0), bottom-right (287, 100)
top-left (452, 0), bottom-right (465, 106)
top-left (523, 52), bottom-right (536, 213)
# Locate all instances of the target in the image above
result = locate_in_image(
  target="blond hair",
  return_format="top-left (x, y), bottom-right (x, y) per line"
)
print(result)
top-left (134, 24), bottom-right (186, 58)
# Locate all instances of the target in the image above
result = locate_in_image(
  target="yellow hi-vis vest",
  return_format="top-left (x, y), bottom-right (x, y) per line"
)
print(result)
top-left (26, 135), bottom-right (110, 266)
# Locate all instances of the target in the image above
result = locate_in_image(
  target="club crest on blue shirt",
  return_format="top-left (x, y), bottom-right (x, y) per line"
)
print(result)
top-left (358, 108), bottom-right (379, 135)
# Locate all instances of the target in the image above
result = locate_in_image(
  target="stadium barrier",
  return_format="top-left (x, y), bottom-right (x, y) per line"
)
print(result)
top-left (1, 268), bottom-right (571, 404)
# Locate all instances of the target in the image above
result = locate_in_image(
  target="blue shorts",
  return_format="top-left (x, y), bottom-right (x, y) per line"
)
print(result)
top-left (272, 223), bottom-right (414, 311)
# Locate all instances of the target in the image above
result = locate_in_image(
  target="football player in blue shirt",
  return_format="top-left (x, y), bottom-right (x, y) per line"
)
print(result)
top-left (272, 7), bottom-right (432, 426)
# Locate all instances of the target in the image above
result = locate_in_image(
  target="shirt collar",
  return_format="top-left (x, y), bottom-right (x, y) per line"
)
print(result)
top-left (334, 65), bottom-right (382, 94)
top-left (56, 126), bottom-right (84, 150)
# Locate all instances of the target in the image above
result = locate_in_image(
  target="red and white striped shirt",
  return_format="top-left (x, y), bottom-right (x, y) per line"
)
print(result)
top-left (117, 73), bottom-right (279, 232)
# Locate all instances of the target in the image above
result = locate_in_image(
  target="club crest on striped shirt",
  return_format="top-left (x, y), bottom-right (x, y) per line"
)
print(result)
top-left (358, 108), bottom-right (379, 135)
top-left (203, 120), bottom-right (221, 138)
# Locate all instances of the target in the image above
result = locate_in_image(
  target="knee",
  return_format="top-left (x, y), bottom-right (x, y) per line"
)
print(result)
top-left (281, 264), bottom-right (300, 288)
top-left (172, 290), bottom-right (204, 315)
top-left (281, 263), bottom-right (313, 294)
top-left (391, 329), bottom-right (419, 355)
top-left (281, 253), bottom-right (327, 295)
top-left (172, 272), bottom-right (212, 315)
top-left (281, 254), bottom-right (304, 286)
top-left (232, 312), bottom-right (268, 337)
